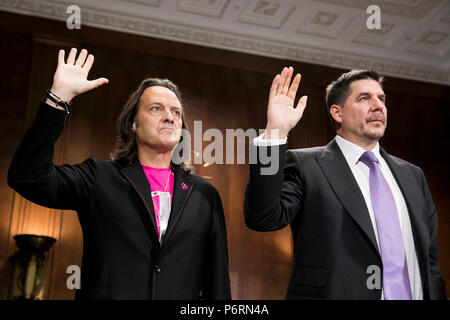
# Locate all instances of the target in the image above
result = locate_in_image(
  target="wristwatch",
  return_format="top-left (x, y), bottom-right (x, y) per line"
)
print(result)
top-left (46, 89), bottom-right (72, 114)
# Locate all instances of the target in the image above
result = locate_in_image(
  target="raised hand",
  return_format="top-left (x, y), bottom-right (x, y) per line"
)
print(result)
top-left (265, 67), bottom-right (307, 139)
top-left (49, 48), bottom-right (109, 103)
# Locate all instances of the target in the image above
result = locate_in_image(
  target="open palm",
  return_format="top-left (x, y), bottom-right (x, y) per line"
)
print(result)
top-left (265, 67), bottom-right (307, 139)
top-left (50, 48), bottom-right (108, 102)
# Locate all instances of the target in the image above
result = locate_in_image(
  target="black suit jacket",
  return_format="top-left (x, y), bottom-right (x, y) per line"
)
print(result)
top-left (244, 140), bottom-right (446, 299)
top-left (8, 102), bottom-right (231, 300)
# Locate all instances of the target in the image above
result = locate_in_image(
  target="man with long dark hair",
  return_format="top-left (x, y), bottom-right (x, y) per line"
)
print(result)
top-left (8, 48), bottom-right (231, 300)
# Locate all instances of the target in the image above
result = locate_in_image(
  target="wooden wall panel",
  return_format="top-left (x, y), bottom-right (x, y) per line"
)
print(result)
top-left (0, 11), bottom-right (448, 299)
top-left (0, 29), bottom-right (33, 299)
top-left (1, 36), bottom-right (81, 299)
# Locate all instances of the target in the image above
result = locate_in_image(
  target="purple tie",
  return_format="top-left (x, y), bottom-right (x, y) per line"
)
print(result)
top-left (359, 151), bottom-right (412, 300)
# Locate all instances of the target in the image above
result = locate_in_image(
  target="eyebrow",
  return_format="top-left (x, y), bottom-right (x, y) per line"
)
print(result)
top-left (356, 92), bottom-right (386, 100)
top-left (146, 102), bottom-right (182, 110)
top-left (356, 92), bottom-right (370, 99)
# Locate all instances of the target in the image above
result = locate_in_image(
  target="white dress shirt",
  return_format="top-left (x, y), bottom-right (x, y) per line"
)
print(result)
top-left (253, 133), bottom-right (423, 299)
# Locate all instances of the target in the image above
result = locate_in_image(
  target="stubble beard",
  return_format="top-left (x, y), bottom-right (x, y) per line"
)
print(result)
top-left (363, 123), bottom-right (386, 142)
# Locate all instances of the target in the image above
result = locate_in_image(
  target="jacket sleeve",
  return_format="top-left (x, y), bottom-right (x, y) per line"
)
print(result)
top-left (7, 102), bottom-right (97, 211)
top-left (244, 143), bottom-right (304, 231)
top-left (201, 188), bottom-right (231, 300)
top-left (420, 168), bottom-right (448, 299)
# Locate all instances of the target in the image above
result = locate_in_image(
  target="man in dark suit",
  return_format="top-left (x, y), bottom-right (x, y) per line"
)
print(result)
top-left (244, 67), bottom-right (447, 299)
top-left (8, 48), bottom-right (231, 300)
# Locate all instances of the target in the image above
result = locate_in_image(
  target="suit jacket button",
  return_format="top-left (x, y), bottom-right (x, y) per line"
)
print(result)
top-left (155, 265), bottom-right (161, 273)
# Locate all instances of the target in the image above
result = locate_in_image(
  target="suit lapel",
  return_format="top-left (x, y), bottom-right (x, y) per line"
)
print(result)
top-left (316, 139), bottom-right (380, 258)
top-left (160, 165), bottom-right (193, 247)
top-left (379, 148), bottom-right (430, 273)
top-left (120, 161), bottom-right (160, 247)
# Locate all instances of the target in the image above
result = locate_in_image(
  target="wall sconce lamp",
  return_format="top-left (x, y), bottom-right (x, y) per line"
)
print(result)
top-left (7, 234), bottom-right (56, 300)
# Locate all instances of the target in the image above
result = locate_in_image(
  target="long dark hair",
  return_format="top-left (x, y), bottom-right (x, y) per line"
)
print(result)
top-left (110, 78), bottom-right (192, 172)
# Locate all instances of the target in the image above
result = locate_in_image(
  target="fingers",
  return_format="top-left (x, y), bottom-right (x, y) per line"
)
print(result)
top-left (58, 49), bottom-right (65, 66)
top-left (282, 67), bottom-right (293, 95)
top-left (269, 74), bottom-right (281, 99)
top-left (66, 48), bottom-right (91, 68)
top-left (75, 49), bottom-right (88, 67)
top-left (275, 67), bottom-right (298, 97)
top-left (66, 47), bottom-right (77, 65)
top-left (287, 73), bottom-right (301, 99)
top-left (276, 67), bottom-right (288, 95)
top-left (83, 54), bottom-right (94, 72)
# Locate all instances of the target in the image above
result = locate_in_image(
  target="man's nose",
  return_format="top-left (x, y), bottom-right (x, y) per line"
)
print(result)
top-left (371, 97), bottom-right (384, 111)
top-left (163, 109), bottom-right (174, 122)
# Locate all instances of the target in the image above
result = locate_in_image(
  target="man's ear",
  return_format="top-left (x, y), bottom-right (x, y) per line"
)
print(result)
top-left (330, 104), bottom-right (342, 124)
top-left (131, 119), bottom-right (139, 132)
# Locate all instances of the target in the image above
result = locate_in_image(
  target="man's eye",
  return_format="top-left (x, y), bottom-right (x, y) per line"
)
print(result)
top-left (151, 106), bottom-right (160, 111)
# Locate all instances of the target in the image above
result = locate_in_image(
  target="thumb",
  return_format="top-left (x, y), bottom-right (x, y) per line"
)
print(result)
top-left (86, 78), bottom-right (109, 91)
top-left (295, 95), bottom-right (308, 119)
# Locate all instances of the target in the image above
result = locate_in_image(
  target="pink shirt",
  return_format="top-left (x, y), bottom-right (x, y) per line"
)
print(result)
top-left (141, 165), bottom-right (174, 240)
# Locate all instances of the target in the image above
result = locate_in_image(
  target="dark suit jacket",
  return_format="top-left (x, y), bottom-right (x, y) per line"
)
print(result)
top-left (8, 102), bottom-right (231, 300)
top-left (244, 140), bottom-right (446, 299)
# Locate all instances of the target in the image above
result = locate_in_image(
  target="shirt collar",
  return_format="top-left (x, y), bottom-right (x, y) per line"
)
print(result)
top-left (335, 135), bottom-right (382, 167)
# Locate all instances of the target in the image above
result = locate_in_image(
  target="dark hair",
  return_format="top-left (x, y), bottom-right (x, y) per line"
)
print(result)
top-left (325, 70), bottom-right (384, 126)
top-left (110, 78), bottom-right (192, 172)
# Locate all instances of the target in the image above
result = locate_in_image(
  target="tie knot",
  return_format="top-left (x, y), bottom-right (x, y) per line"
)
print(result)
top-left (359, 151), bottom-right (378, 167)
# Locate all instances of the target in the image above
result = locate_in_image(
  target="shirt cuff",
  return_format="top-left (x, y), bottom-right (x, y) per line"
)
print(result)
top-left (253, 132), bottom-right (287, 146)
